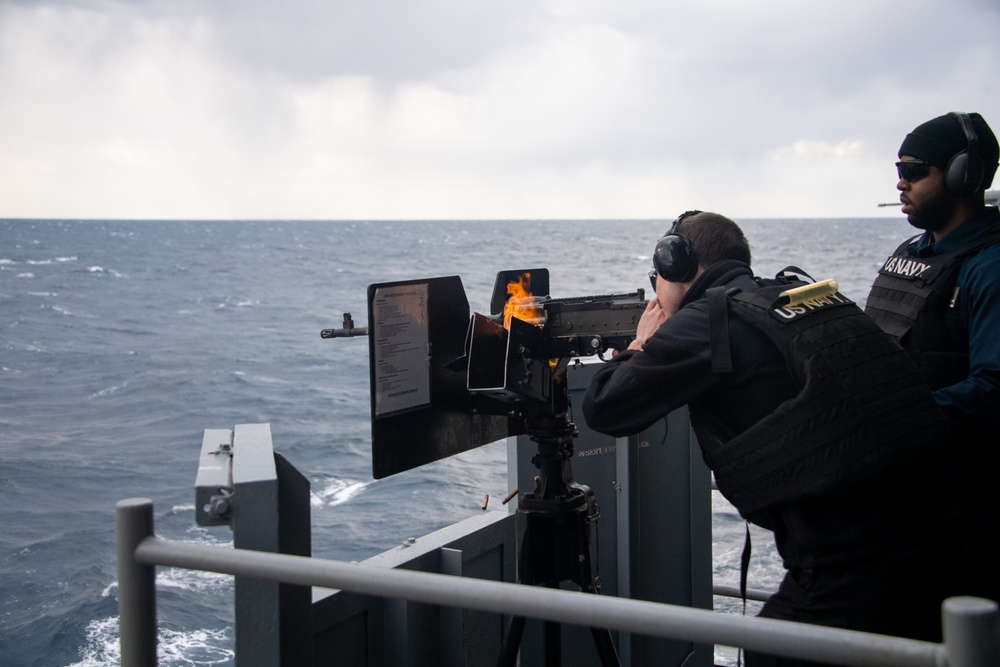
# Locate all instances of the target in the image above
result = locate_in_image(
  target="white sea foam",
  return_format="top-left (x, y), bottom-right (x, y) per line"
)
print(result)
top-left (156, 627), bottom-right (235, 665)
top-left (312, 478), bottom-right (371, 507)
top-left (86, 266), bottom-right (125, 278)
top-left (156, 567), bottom-right (232, 594)
top-left (89, 382), bottom-right (127, 399)
top-left (65, 616), bottom-right (120, 667)
top-left (103, 528), bottom-right (234, 598)
top-left (232, 371), bottom-right (290, 386)
top-left (66, 616), bottom-right (234, 667)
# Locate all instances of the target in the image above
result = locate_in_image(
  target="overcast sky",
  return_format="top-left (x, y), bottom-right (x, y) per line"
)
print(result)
top-left (1, 0), bottom-right (997, 220)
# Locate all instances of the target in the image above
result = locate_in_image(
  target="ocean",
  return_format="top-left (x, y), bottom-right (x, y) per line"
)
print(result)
top-left (0, 216), bottom-right (916, 666)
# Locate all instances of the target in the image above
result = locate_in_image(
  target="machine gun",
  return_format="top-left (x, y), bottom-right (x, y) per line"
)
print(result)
top-left (321, 267), bottom-right (645, 478)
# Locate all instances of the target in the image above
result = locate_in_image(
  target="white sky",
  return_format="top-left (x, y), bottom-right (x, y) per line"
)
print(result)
top-left (1, 0), bottom-right (998, 220)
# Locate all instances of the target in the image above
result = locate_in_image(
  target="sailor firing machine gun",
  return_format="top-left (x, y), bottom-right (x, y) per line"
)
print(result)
top-left (321, 268), bottom-right (842, 667)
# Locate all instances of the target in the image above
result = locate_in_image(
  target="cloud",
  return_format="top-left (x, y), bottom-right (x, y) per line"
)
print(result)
top-left (0, 0), bottom-right (997, 219)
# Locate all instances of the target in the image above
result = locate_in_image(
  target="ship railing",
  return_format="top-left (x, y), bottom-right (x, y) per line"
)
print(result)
top-left (117, 497), bottom-right (999, 667)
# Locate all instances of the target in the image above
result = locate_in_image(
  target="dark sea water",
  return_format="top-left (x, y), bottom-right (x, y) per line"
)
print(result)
top-left (0, 217), bottom-right (915, 666)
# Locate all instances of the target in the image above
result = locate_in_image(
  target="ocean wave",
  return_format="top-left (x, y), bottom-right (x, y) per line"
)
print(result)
top-left (156, 627), bottom-right (235, 666)
top-left (100, 557), bottom-right (233, 598)
top-left (156, 567), bottom-right (232, 594)
top-left (84, 266), bottom-right (125, 278)
top-left (213, 298), bottom-right (259, 310)
top-left (64, 616), bottom-right (120, 667)
top-left (17, 256), bottom-right (79, 265)
top-left (231, 371), bottom-right (291, 386)
top-left (66, 616), bottom-right (234, 667)
top-left (89, 382), bottom-right (127, 399)
top-left (312, 477), bottom-right (372, 507)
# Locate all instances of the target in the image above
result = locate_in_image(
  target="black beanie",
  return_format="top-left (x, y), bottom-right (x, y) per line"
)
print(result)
top-left (898, 112), bottom-right (999, 189)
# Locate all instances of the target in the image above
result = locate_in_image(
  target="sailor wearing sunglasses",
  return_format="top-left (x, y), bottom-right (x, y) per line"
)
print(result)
top-left (866, 111), bottom-right (1000, 606)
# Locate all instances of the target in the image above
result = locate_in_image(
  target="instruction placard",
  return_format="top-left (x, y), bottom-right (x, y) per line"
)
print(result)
top-left (372, 283), bottom-right (431, 416)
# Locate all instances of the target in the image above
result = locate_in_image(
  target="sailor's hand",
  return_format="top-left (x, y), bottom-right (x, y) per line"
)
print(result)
top-left (628, 299), bottom-right (667, 351)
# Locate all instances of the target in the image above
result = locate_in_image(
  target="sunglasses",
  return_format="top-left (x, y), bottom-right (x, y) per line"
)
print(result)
top-left (896, 160), bottom-right (931, 183)
top-left (648, 268), bottom-right (658, 291)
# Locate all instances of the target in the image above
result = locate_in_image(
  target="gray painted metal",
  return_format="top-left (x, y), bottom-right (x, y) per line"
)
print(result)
top-left (194, 424), bottom-right (313, 666)
top-left (230, 424), bottom-right (281, 667)
top-left (440, 548), bottom-right (465, 667)
top-left (713, 584), bottom-right (773, 603)
top-left (943, 597), bottom-right (1000, 666)
top-left (232, 423), bottom-right (277, 485)
top-left (121, 509), bottom-right (1000, 667)
top-left (116, 498), bottom-right (158, 667)
top-left (616, 402), bottom-right (713, 666)
top-left (312, 510), bottom-right (516, 666)
top-left (194, 429), bottom-right (233, 527)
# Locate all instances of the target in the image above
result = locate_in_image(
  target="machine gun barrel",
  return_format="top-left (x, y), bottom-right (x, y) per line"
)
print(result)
top-left (321, 312), bottom-right (368, 339)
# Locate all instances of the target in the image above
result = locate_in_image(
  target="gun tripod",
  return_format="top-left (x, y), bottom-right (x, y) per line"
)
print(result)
top-left (497, 415), bottom-right (621, 667)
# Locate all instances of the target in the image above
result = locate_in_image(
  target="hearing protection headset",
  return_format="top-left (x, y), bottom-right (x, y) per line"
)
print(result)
top-left (653, 210), bottom-right (701, 283)
top-left (946, 112), bottom-right (985, 196)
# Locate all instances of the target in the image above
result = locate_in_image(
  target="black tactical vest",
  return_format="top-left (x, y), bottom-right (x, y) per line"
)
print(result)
top-left (701, 274), bottom-right (950, 522)
top-left (864, 224), bottom-right (1000, 390)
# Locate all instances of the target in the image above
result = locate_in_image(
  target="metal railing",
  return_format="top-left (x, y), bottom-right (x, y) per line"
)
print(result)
top-left (117, 497), bottom-right (1000, 667)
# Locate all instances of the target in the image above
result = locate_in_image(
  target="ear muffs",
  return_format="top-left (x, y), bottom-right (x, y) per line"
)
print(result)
top-left (946, 112), bottom-right (985, 195)
top-left (653, 210), bottom-right (702, 283)
top-left (653, 234), bottom-right (698, 282)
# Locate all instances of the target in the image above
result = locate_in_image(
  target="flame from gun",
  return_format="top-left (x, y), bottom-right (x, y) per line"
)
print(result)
top-left (503, 272), bottom-right (546, 328)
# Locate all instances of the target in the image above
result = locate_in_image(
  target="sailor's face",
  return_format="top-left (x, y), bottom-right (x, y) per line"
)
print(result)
top-left (654, 274), bottom-right (688, 317)
top-left (897, 155), bottom-right (952, 232)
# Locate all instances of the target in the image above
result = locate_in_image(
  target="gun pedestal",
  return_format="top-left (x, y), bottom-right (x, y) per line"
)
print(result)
top-left (498, 414), bottom-right (620, 667)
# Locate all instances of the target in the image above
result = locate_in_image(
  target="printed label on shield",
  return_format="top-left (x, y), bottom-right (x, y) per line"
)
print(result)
top-left (372, 283), bottom-right (431, 416)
